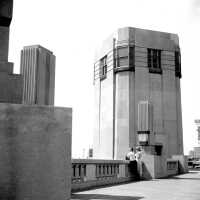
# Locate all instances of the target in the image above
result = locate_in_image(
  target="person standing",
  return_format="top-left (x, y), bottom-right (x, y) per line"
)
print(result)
top-left (126, 148), bottom-right (137, 176)
top-left (126, 147), bottom-right (135, 161)
top-left (135, 146), bottom-right (143, 179)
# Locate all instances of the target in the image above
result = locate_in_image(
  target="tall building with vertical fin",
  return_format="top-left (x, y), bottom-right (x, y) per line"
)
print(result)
top-left (93, 27), bottom-right (183, 160)
top-left (20, 45), bottom-right (55, 105)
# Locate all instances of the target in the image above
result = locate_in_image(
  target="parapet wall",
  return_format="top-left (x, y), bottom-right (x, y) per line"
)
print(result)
top-left (72, 159), bottom-right (135, 192)
top-left (0, 103), bottom-right (72, 200)
top-left (71, 157), bottom-right (183, 191)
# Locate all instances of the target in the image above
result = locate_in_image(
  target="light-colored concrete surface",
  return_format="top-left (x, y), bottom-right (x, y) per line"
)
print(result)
top-left (0, 103), bottom-right (72, 200)
top-left (71, 171), bottom-right (200, 200)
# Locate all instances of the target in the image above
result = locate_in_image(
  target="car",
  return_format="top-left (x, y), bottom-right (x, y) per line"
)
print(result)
top-left (187, 158), bottom-right (200, 168)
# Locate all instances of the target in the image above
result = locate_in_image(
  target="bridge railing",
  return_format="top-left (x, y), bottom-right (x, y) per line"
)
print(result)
top-left (71, 159), bottom-right (135, 192)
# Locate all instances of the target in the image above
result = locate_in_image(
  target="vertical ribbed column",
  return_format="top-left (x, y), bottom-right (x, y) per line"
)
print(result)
top-left (20, 47), bottom-right (37, 105)
top-left (20, 50), bottom-right (25, 103)
top-left (32, 48), bottom-right (37, 104)
top-left (27, 48), bottom-right (31, 104)
top-left (23, 48), bottom-right (28, 104)
top-left (20, 45), bottom-right (55, 106)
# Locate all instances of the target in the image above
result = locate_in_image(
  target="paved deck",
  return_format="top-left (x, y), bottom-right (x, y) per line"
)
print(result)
top-left (71, 171), bottom-right (200, 200)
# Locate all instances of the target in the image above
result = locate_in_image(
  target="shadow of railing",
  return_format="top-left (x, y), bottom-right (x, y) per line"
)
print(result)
top-left (71, 193), bottom-right (144, 200)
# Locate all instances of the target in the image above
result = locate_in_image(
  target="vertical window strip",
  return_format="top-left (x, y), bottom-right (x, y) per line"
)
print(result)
top-left (148, 48), bottom-right (162, 74)
top-left (175, 51), bottom-right (181, 78)
top-left (100, 55), bottom-right (107, 80)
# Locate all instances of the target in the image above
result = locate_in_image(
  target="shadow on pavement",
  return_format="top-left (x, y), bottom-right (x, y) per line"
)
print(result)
top-left (71, 194), bottom-right (143, 200)
top-left (170, 177), bottom-right (200, 180)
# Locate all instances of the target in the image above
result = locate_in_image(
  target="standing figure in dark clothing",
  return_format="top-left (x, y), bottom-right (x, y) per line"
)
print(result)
top-left (126, 147), bottom-right (137, 176)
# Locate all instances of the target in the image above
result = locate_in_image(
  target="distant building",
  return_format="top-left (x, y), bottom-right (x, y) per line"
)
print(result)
top-left (93, 27), bottom-right (183, 160)
top-left (20, 45), bottom-right (55, 105)
top-left (0, 0), bottom-right (23, 104)
top-left (193, 147), bottom-right (200, 158)
top-left (88, 148), bottom-right (93, 158)
top-left (189, 150), bottom-right (195, 158)
top-left (189, 120), bottom-right (200, 159)
top-left (195, 120), bottom-right (200, 145)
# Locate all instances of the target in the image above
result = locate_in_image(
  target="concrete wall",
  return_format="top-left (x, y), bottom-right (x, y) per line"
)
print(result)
top-left (172, 155), bottom-right (188, 173)
top-left (115, 71), bottom-right (134, 159)
top-left (99, 71), bottom-right (114, 159)
top-left (0, 26), bottom-right (9, 61)
top-left (141, 154), bottom-right (179, 179)
top-left (0, 103), bottom-right (72, 200)
top-left (0, 72), bottom-right (23, 104)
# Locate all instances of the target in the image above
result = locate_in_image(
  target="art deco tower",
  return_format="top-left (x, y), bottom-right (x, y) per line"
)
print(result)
top-left (20, 45), bottom-right (55, 105)
top-left (93, 27), bottom-right (183, 160)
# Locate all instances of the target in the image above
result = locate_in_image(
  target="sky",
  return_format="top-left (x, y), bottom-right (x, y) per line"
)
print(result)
top-left (9, 0), bottom-right (200, 157)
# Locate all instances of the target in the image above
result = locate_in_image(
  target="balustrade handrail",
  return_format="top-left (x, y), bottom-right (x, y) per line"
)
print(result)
top-left (72, 159), bottom-right (129, 164)
top-left (71, 159), bottom-right (132, 184)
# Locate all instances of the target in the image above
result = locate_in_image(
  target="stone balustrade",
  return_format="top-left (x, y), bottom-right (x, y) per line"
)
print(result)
top-left (71, 158), bottom-right (182, 192)
top-left (71, 159), bottom-right (135, 192)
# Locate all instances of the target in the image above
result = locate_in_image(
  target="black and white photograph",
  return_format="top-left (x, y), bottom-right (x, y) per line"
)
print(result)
top-left (0, 0), bottom-right (199, 199)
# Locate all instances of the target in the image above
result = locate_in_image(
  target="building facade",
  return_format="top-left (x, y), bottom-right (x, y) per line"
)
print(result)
top-left (189, 120), bottom-right (200, 159)
top-left (195, 119), bottom-right (200, 145)
top-left (93, 27), bottom-right (183, 160)
top-left (0, 0), bottom-right (23, 104)
top-left (20, 45), bottom-right (55, 105)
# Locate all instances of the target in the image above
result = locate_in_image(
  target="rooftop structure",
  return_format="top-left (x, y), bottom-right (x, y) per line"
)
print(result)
top-left (0, 0), bottom-right (23, 104)
top-left (93, 27), bottom-right (183, 160)
top-left (20, 45), bottom-right (56, 105)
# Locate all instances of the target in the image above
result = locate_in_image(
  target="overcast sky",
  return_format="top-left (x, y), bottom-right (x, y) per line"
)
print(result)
top-left (9, 0), bottom-right (200, 157)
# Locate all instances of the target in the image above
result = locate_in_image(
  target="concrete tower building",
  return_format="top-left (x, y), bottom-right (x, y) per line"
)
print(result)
top-left (93, 27), bottom-right (183, 160)
top-left (20, 45), bottom-right (55, 105)
top-left (0, 0), bottom-right (23, 104)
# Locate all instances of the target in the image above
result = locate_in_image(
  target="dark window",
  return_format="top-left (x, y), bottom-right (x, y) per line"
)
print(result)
top-left (100, 56), bottom-right (107, 80)
top-left (175, 51), bottom-right (181, 78)
top-left (129, 46), bottom-right (134, 67)
top-left (148, 48), bottom-right (162, 74)
top-left (155, 145), bottom-right (162, 156)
